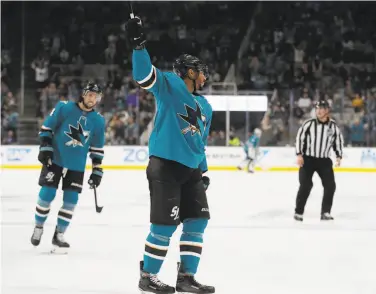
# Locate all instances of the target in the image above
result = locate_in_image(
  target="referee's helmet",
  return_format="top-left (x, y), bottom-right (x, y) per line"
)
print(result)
top-left (315, 100), bottom-right (330, 109)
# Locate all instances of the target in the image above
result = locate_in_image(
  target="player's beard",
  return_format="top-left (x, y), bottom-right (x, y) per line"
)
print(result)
top-left (83, 101), bottom-right (96, 110)
top-left (195, 80), bottom-right (204, 91)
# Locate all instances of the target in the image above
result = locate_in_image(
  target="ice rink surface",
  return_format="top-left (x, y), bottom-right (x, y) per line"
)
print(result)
top-left (1, 169), bottom-right (376, 294)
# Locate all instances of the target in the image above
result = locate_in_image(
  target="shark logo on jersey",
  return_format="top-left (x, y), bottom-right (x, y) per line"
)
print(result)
top-left (79, 116), bottom-right (87, 126)
top-left (178, 101), bottom-right (206, 136)
top-left (64, 122), bottom-right (90, 147)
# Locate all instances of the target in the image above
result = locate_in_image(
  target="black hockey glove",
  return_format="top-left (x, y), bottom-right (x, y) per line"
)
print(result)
top-left (202, 176), bottom-right (210, 191)
top-left (38, 144), bottom-right (53, 167)
top-left (125, 16), bottom-right (146, 49)
top-left (88, 167), bottom-right (103, 189)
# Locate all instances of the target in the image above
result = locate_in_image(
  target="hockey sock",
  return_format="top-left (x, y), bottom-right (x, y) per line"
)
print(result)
top-left (57, 190), bottom-right (78, 233)
top-left (180, 218), bottom-right (208, 275)
top-left (143, 224), bottom-right (177, 274)
top-left (247, 158), bottom-right (254, 170)
top-left (35, 186), bottom-right (57, 226)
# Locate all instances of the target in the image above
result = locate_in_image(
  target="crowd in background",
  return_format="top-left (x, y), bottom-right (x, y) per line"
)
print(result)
top-left (17, 1), bottom-right (252, 145)
top-left (1, 48), bottom-right (19, 144)
top-left (236, 1), bottom-right (376, 146)
top-left (2, 1), bottom-right (376, 147)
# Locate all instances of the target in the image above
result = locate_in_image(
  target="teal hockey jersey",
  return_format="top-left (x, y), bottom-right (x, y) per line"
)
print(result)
top-left (39, 101), bottom-right (105, 172)
top-left (132, 49), bottom-right (212, 172)
top-left (244, 135), bottom-right (260, 153)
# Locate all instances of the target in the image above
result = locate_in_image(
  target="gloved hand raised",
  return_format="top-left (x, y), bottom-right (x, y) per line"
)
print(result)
top-left (126, 16), bottom-right (146, 49)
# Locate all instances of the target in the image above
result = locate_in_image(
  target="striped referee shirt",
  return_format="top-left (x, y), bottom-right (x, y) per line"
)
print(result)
top-left (296, 118), bottom-right (344, 159)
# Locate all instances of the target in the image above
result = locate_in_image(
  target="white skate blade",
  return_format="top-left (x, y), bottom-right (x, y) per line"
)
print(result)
top-left (50, 245), bottom-right (69, 255)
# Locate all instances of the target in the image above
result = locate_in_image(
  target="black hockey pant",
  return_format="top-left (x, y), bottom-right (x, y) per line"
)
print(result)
top-left (295, 156), bottom-right (336, 215)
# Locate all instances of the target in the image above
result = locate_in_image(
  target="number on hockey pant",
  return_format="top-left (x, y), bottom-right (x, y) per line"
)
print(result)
top-left (170, 206), bottom-right (180, 220)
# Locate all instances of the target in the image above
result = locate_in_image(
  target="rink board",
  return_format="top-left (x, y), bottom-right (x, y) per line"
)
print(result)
top-left (1, 145), bottom-right (376, 172)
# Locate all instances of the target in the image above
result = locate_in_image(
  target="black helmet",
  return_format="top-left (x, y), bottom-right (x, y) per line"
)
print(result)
top-left (315, 100), bottom-right (330, 109)
top-left (173, 54), bottom-right (209, 81)
top-left (82, 81), bottom-right (103, 97)
top-left (81, 81), bottom-right (103, 103)
top-left (80, 81), bottom-right (103, 108)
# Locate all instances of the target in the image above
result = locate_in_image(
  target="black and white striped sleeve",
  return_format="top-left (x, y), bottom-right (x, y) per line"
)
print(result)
top-left (332, 124), bottom-right (344, 159)
top-left (295, 119), bottom-right (312, 155)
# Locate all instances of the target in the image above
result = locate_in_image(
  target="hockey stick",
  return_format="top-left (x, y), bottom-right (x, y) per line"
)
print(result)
top-left (128, 2), bottom-right (134, 18)
top-left (93, 185), bottom-right (103, 213)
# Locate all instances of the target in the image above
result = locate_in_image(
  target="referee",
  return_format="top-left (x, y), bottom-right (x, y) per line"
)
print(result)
top-left (294, 100), bottom-right (344, 221)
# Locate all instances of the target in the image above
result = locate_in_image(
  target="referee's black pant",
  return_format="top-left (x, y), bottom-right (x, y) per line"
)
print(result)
top-left (295, 156), bottom-right (336, 215)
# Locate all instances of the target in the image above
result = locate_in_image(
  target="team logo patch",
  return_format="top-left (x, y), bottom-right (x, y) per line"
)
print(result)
top-left (178, 101), bottom-right (206, 136)
top-left (45, 172), bottom-right (55, 182)
top-left (64, 122), bottom-right (90, 147)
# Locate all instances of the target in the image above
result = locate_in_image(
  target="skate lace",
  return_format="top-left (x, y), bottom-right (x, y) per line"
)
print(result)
top-left (33, 227), bottom-right (43, 239)
top-left (150, 275), bottom-right (168, 288)
top-left (191, 276), bottom-right (203, 287)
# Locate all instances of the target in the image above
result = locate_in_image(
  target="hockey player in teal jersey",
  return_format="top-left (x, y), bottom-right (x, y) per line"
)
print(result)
top-left (126, 16), bottom-right (214, 294)
top-left (30, 82), bottom-right (105, 253)
top-left (237, 128), bottom-right (262, 173)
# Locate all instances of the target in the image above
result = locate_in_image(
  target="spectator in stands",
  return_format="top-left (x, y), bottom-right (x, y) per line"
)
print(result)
top-left (4, 91), bottom-right (16, 108)
top-left (125, 116), bottom-right (139, 145)
top-left (207, 131), bottom-right (218, 146)
top-left (40, 82), bottom-right (60, 117)
top-left (216, 131), bottom-right (226, 146)
top-left (1, 56), bottom-right (11, 86)
top-left (2, 130), bottom-right (16, 144)
top-left (107, 114), bottom-right (126, 145)
top-left (349, 118), bottom-right (366, 146)
top-left (366, 89), bottom-right (376, 121)
top-left (298, 88), bottom-right (312, 111)
top-left (352, 93), bottom-right (364, 112)
top-left (31, 55), bottom-right (49, 91)
top-left (229, 134), bottom-right (241, 146)
top-left (2, 104), bottom-right (19, 140)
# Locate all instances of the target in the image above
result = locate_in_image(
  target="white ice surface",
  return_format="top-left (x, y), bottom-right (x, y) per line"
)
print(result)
top-left (1, 170), bottom-right (376, 294)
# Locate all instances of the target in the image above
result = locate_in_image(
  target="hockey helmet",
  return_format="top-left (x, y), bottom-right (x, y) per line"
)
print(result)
top-left (254, 128), bottom-right (262, 136)
top-left (173, 54), bottom-right (209, 81)
top-left (315, 100), bottom-right (330, 109)
top-left (82, 82), bottom-right (103, 103)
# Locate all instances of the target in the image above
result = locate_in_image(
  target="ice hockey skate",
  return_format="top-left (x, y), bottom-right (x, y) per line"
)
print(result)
top-left (51, 227), bottom-right (70, 254)
top-left (138, 261), bottom-right (175, 294)
top-left (30, 225), bottom-right (44, 246)
top-left (294, 213), bottom-right (303, 221)
top-left (321, 213), bottom-right (334, 221)
top-left (176, 262), bottom-right (215, 294)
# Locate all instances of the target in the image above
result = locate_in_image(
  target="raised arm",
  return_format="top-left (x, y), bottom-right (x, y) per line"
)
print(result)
top-left (126, 16), bottom-right (167, 97)
top-left (132, 48), bottom-right (166, 96)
